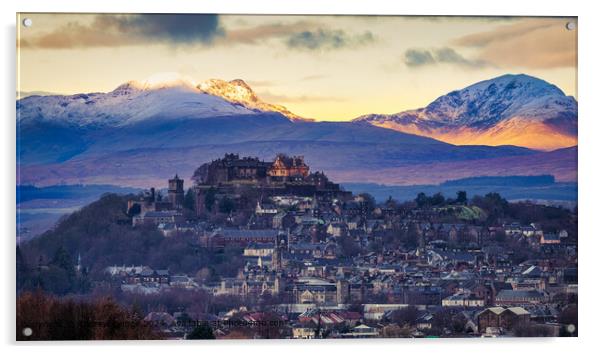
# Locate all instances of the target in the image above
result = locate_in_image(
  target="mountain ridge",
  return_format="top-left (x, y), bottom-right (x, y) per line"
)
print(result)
top-left (16, 74), bottom-right (575, 187)
top-left (17, 77), bottom-right (311, 128)
top-left (354, 74), bottom-right (577, 150)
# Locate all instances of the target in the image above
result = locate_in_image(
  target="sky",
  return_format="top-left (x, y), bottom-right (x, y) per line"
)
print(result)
top-left (17, 14), bottom-right (577, 121)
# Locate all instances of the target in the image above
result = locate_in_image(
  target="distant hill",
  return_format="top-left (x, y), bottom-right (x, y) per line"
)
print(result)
top-left (344, 175), bottom-right (576, 203)
top-left (17, 184), bottom-right (140, 204)
top-left (441, 175), bottom-right (555, 187)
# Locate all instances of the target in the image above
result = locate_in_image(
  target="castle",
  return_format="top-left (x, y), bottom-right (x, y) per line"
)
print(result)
top-left (191, 153), bottom-right (310, 185)
top-left (192, 153), bottom-right (351, 215)
top-left (128, 154), bottom-right (350, 221)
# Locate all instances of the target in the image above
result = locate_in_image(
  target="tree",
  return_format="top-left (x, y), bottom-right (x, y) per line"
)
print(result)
top-left (51, 246), bottom-right (75, 275)
top-left (456, 191), bottom-right (467, 205)
top-left (186, 323), bottom-right (215, 339)
top-left (340, 235), bottom-right (360, 257)
top-left (382, 323), bottom-right (412, 338)
top-left (429, 308), bottom-right (455, 336)
top-left (471, 192), bottom-right (509, 222)
top-left (218, 196), bottom-right (235, 214)
top-left (358, 193), bottom-right (376, 213)
top-left (17, 291), bottom-right (163, 340)
top-left (391, 306), bottom-right (420, 327)
top-left (385, 196), bottom-right (398, 209)
top-left (204, 188), bottom-right (217, 212)
top-left (415, 192), bottom-right (429, 208)
top-left (42, 266), bottom-right (72, 295)
top-left (183, 188), bottom-right (195, 211)
top-left (16, 246), bottom-right (30, 289)
top-left (513, 324), bottom-right (554, 337)
top-left (431, 192), bottom-right (445, 206)
top-left (403, 224), bottom-right (420, 249)
top-left (127, 203), bottom-right (141, 217)
top-left (558, 304), bottom-right (578, 336)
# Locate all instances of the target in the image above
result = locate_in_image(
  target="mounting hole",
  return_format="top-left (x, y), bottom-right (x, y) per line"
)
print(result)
top-left (22, 327), bottom-right (33, 337)
top-left (567, 324), bottom-right (576, 333)
top-left (566, 22), bottom-right (576, 31)
top-left (22, 18), bottom-right (33, 28)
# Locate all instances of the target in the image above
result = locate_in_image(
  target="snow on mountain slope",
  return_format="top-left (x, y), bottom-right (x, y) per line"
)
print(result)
top-left (17, 82), bottom-right (255, 128)
top-left (198, 79), bottom-right (312, 121)
top-left (354, 74), bottom-right (577, 150)
top-left (17, 76), bottom-right (309, 127)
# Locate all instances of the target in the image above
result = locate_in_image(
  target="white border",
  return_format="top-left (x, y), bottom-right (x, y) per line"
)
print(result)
top-left (2, 1), bottom-right (599, 353)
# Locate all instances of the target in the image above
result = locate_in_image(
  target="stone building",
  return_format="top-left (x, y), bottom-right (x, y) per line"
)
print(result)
top-left (168, 174), bottom-right (185, 209)
top-left (477, 307), bottom-right (530, 333)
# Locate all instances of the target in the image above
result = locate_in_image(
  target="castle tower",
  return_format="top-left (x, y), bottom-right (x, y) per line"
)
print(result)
top-left (168, 174), bottom-right (185, 209)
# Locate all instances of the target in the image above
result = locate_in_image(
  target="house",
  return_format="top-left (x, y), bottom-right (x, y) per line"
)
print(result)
top-left (298, 309), bottom-right (362, 329)
top-left (209, 228), bottom-right (279, 247)
top-left (243, 243), bottom-right (275, 257)
top-left (272, 212), bottom-right (296, 229)
top-left (255, 201), bottom-right (278, 216)
top-left (106, 265), bottom-right (170, 286)
top-left (346, 216), bottom-right (363, 231)
top-left (131, 268), bottom-right (170, 285)
top-left (290, 277), bottom-right (338, 305)
top-left (216, 276), bottom-right (282, 297)
top-left (157, 222), bottom-right (178, 237)
top-left (495, 289), bottom-right (547, 305)
top-left (326, 222), bottom-right (347, 237)
top-left (504, 223), bottom-right (522, 236)
top-left (292, 324), bottom-right (317, 339)
top-left (133, 210), bottom-right (184, 226)
top-left (540, 233), bottom-right (561, 245)
top-left (477, 307), bottom-right (530, 333)
top-left (416, 312), bottom-right (434, 330)
top-left (442, 292), bottom-right (486, 308)
top-left (339, 324), bottom-right (379, 338)
top-left (170, 275), bottom-right (198, 289)
top-left (288, 242), bottom-right (338, 260)
top-left (363, 304), bottom-right (411, 321)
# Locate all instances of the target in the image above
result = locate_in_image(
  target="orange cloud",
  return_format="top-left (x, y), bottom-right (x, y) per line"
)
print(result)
top-left (454, 18), bottom-right (577, 69)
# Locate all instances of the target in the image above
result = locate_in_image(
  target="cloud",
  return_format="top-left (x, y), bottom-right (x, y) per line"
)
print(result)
top-left (434, 47), bottom-right (488, 67)
top-left (21, 15), bottom-right (373, 54)
top-left (453, 18), bottom-right (577, 69)
top-left (245, 80), bottom-right (277, 88)
top-left (404, 47), bottom-right (487, 68)
top-left (300, 74), bottom-right (328, 81)
top-left (404, 49), bottom-right (436, 67)
top-left (223, 22), bottom-right (314, 45)
top-left (286, 29), bottom-right (375, 50)
top-left (245, 76), bottom-right (328, 89)
top-left (258, 91), bottom-right (345, 104)
top-left (403, 15), bottom-right (518, 23)
top-left (21, 14), bottom-right (223, 49)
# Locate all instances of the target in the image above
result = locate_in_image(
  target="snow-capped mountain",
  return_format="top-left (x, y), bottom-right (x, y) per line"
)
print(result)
top-left (354, 74), bottom-right (577, 150)
top-left (16, 73), bottom-right (576, 188)
top-left (199, 79), bottom-right (311, 121)
top-left (16, 77), bottom-right (308, 128)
